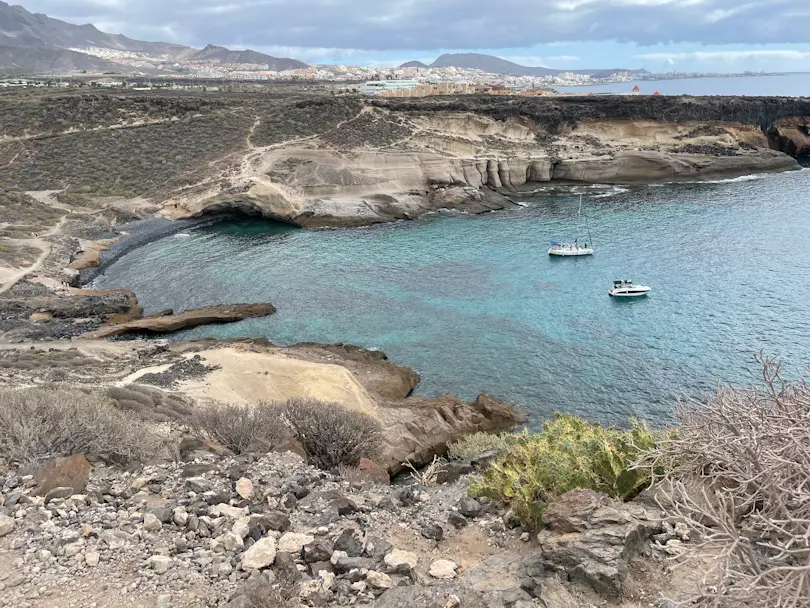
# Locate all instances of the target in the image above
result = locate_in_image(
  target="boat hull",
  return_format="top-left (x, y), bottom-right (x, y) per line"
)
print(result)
top-left (548, 248), bottom-right (594, 257)
top-left (609, 288), bottom-right (650, 297)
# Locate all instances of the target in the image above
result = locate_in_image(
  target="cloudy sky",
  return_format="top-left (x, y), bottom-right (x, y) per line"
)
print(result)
top-left (18, 0), bottom-right (810, 72)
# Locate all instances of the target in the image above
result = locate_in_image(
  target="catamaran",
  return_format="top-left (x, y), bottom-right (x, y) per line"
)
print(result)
top-left (548, 195), bottom-right (594, 257)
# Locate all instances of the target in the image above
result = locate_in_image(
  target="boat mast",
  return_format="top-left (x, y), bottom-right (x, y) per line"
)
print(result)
top-left (578, 194), bottom-right (594, 247)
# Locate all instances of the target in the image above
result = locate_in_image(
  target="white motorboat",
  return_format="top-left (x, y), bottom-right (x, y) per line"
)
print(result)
top-left (609, 280), bottom-right (651, 297)
top-left (548, 194), bottom-right (594, 257)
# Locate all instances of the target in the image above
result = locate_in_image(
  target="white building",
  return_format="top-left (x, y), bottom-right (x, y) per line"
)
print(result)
top-left (360, 79), bottom-right (421, 96)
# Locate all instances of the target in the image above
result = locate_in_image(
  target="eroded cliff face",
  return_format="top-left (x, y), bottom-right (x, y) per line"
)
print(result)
top-left (768, 116), bottom-right (810, 157)
top-left (162, 103), bottom-right (803, 228)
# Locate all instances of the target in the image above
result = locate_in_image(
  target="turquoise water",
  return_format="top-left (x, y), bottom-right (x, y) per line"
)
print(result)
top-left (95, 169), bottom-right (810, 426)
top-left (557, 73), bottom-right (810, 96)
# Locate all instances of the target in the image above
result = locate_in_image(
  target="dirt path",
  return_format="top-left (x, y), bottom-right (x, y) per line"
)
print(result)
top-left (0, 216), bottom-right (66, 295)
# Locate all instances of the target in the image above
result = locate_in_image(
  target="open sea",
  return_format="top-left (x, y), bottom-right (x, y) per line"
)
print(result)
top-left (557, 73), bottom-right (810, 97)
top-left (94, 167), bottom-right (810, 428)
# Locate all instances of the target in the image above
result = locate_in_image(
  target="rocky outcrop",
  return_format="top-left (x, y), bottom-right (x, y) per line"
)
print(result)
top-left (523, 490), bottom-right (660, 599)
top-left (374, 95), bottom-right (810, 136)
top-left (81, 303), bottom-right (276, 338)
top-left (162, 151), bottom-right (552, 229)
top-left (149, 342), bottom-right (523, 473)
top-left (32, 455), bottom-right (92, 497)
top-left (0, 289), bottom-right (137, 320)
top-left (551, 149), bottom-right (798, 183)
top-left (378, 394), bottom-right (526, 474)
top-left (767, 116), bottom-right (810, 157)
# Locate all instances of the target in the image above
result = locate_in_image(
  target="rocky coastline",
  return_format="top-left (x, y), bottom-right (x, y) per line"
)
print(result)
top-left (1, 89), bottom-right (809, 607)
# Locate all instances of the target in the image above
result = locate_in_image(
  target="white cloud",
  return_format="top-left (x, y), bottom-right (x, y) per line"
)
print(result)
top-left (498, 55), bottom-right (581, 67)
top-left (636, 50), bottom-right (810, 63)
top-left (18, 0), bottom-right (810, 51)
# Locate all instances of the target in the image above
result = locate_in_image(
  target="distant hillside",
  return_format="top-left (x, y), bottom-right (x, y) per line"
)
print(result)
top-left (431, 53), bottom-right (557, 77)
top-left (0, 45), bottom-right (123, 74)
top-left (426, 53), bottom-right (648, 78)
top-left (399, 60), bottom-right (428, 69)
top-left (0, 2), bottom-right (311, 75)
top-left (0, 1), bottom-right (187, 56)
top-left (191, 45), bottom-right (308, 71)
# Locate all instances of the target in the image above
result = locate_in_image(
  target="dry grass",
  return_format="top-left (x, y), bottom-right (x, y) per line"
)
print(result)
top-left (0, 386), bottom-right (163, 467)
top-left (637, 354), bottom-right (810, 607)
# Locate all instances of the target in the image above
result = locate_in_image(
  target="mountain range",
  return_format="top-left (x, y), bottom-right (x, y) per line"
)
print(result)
top-left (190, 45), bottom-right (307, 71)
top-left (401, 53), bottom-right (648, 78)
top-left (0, 1), bottom-right (307, 74)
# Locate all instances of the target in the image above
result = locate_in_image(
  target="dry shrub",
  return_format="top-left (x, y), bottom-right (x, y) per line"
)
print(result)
top-left (638, 355), bottom-right (810, 607)
top-left (403, 455), bottom-right (447, 485)
top-left (106, 384), bottom-right (194, 423)
top-left (447, 431), bottom-right (512, 461)
top-left (0, 386), bottom-right (162, 467)
top-left (189, 402), bottom-right (286, 455)
top-left (278, 399), bottom-right (383, 470)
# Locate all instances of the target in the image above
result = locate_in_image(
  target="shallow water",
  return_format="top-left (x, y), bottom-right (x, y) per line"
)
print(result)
top-left (95, 169), bottom-right (810, 427)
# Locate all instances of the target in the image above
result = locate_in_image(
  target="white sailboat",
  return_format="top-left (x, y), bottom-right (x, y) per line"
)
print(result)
top-left (548, 195), bottom-right (594, 257)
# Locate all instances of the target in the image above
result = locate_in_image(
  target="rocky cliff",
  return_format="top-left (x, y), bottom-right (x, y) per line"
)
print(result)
top-left (0, 90), bottom-right (807, 229)
top-left (158, 94), bottom-right (808, 228)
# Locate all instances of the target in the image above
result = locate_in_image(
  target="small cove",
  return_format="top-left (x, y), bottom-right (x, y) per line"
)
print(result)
top-left (94, 168), bottom-right (810, 427)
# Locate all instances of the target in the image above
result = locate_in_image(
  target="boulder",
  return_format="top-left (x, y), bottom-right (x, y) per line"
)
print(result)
top-left (185, 477), bottom-right (212, 493)
top-left (241, 537), bottom-right (277, 571)
top-left (148, 555), bottom-right (172, 574)
top-left (215, 504), bottom-right (248, 519)
top-left (143, 513), bottom-right (162, 533)
top-left (421, 523), bottom-right (444, 542)
top-left (277, 532), bottom-right (315, 555)
top-left (383, 549), bottom-right (418, 575)
top-left (366, 570), bottom-right (394, 589)
top-left (532, 490), bottom-right (659, 599)
top-left (334, 528), bottom-right (365, 557)
top-left (235, 478), bottom-right (254, 500)
top-left (252, 511), bottom-right (290, 533)
top-left (44, 486), bottom-right (76, 503)
top-left (430, 559), bottom-right (458, 580)
top-left (303, 540), bottom-right (334, 564)
top-left (379, 393), bottom-right (525, 474)
top-left (458, 497), bottom-right (482, 519)
top-left (357, 458), bottom-right (391, 484)
top-left (0, 514), bottom-right (15, 537)
top-left (33, 455), bottom-right (91, 497)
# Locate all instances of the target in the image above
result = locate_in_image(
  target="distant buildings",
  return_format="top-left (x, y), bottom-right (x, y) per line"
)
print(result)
top-left (360, 80), bottom-right (421, 95)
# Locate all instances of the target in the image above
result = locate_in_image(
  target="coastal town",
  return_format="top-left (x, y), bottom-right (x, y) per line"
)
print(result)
top-left (0, 43), bottom-right (768, 97)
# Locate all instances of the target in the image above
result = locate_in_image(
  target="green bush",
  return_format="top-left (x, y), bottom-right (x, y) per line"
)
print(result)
top-left (469, 413), bottom-right (658, 527)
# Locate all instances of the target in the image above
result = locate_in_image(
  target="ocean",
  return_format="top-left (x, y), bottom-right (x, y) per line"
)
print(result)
top-left (93, 168), bottom-right (810, 428)
top-left (556, 73), bottom-right (810, 97)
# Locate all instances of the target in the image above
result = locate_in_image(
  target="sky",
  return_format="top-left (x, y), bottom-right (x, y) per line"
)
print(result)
top-left (16, 0), bottom-right (810, 73)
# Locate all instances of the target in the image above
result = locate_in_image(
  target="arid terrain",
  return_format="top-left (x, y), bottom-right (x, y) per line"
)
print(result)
top-left (1, 88), bottom-right (809, 607)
